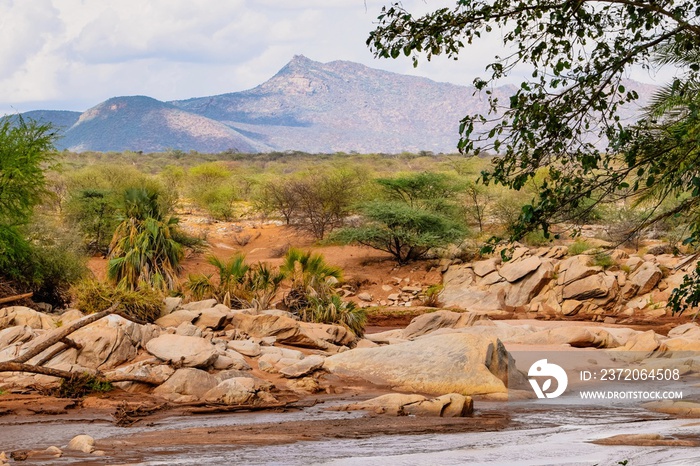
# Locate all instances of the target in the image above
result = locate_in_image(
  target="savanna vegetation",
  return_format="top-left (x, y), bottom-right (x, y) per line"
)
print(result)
top-left (1, 117), bottom-right (699, 328)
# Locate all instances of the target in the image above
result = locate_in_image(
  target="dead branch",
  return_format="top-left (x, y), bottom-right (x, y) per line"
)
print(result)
top-left (0, 292), bottom-right (33, 305)
top-left (0, 301), bottom-right (164, 387)
top-left (14, 302), bottom-right (127, 364)
top-left (0, 362), bottom-right (165, 385)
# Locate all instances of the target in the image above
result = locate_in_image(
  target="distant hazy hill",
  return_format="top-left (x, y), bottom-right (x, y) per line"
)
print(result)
top-left (14, 55), bottom-right (658, 153)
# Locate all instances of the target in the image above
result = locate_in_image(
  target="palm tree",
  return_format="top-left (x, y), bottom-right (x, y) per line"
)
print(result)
top-left (280, 248), bottom-right (343, 313)
top-left (108, 188), bottom-right (183, 291)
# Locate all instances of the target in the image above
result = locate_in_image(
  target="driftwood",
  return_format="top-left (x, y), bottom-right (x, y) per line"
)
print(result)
top-left (0, 302), bottom-right (164, 386)
top-left (0, 292), bottom-right (33, 305)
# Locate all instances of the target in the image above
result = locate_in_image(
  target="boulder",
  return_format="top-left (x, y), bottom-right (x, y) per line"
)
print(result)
top-left (498, 256), bottom-right (542, 283)
top-left (323, 333), bottom-right (512, 395)
top-left (221, 349), bottom-right (251, 370)
top-left (337, 392), bottom-right (473, 417)
top-left (58, 309), bottom-right (85, 325)
top-left (0, 307), bottom-right (55, 330)
top-left (404, 393), bottom-right (473, 417)
top-left (279, 355), bottom-right (325, 378)
top-left (163, 296), bottom-right (183, 315)
top-left (668, 323), bottom-right (700, 340)
top-left (174, 321), bottom-right (202, 337)
top-left (153, 368), bottom-right (219, 399)
top-left (629, 262), bottom-right (663, 296)
top-left (441, 287), bottom-right (506, 313)
top-left (65, 314), bottom-right (157, 370)
top-left (617, 330), bottom-right (665, 354)
top-left (357, 292), bottom-right (373, 302)
top-left (504, 261), bottom-right (553, 309)
top-left (194, 308), bottom-right (230, 330)
top-left (562, 274), bottom-right (610, 300)
top-left (180, 299), bottom-right (218, 311)
top-left (355, 338), bottom-right (379, 348)
top-left (111, 361), bottom-right (173, 392)
top-left (442, 265), bottom-right (476, 288)
top-left (472, 258), bottom-right (499, 277)
top-left (400, 310), bottom-right (483, 340)
top-left (363, 329), bottom-right (407, 345)
top-left (67, 435), bottom-right (95, 454)
top-left (203, 377), bottom-right (256, 405)
top-left (257, 353), bottom-right (281, 372)
top-left (479, 271), bottom-right (504, 286)
top-left (0, 325), bottom-right (36, 349)
top-left (146, 334), bottom-right (218, 368)
top-left (259, 346), bottom-right (304, 359)
top-left (155, 310), bottom-right (200, 328)
top-left (558, 255), bottom-right (601, 285)
top-left (227, 340), bottom-right (261, 357)
top-left (337, 393), bottom-right (426, 415)
top-left (625, 256), bottom-right (644, 273)
top-left (561, 300), bottom-right (583, 316)
top-left (516, 327), bottom-right (617, 348)
top-left (231, 313), bottom-right (355, 350)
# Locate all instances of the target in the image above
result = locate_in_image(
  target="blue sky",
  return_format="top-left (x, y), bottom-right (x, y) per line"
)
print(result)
top-left (0, 1), bottom-right (669, 114)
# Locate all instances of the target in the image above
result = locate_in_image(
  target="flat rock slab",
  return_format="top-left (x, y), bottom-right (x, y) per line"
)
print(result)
top-left (323, 333), bottom-right (511, 395)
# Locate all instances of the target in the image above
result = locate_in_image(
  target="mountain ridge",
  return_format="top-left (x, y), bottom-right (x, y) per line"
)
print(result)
top-left (11, 55), bottom-right (657, 153)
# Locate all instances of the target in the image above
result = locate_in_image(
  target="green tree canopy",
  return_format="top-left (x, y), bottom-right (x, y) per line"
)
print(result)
top-left (0, 117), bottom-right (58, 279)
top-left (335, 201), bottom-right (465, 264)
top-left (369, 0), bottom-right (700, 309)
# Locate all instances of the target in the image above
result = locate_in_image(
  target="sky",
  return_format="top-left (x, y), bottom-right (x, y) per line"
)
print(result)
top-left (0, 0), bottom-right (669, 115)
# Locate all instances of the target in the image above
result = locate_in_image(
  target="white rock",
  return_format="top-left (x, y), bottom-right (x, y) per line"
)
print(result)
top-left (146, 334), bottom-right (218, 368)
top-left (67, 434), bottom-right (95, 453)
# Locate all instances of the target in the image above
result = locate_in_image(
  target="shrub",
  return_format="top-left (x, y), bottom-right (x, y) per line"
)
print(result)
top-left (184, 273), bottom-right (216, 301)
top-left (421, 284), bottom-right (444, 307)
top-left (186, 162), bottom-right (239, 221)
top-left (54, 372), bottom-right (113, 399)
top-left (523, 230), bottom-right (551, 247)
top-left (281, 249), bottom-right (342, 312)
top-left (302, 294), bottom-right (366, 337)
top-left (72, 279), bottom-right (164, 323)
top-left (185, 255), bottom-right (286, 310)
top-left (568, 239), bottom-right (594, 256)
top-left (108, 188), bottom-right (184, 291)
top-left (590, 252), bottom-right (615, 269)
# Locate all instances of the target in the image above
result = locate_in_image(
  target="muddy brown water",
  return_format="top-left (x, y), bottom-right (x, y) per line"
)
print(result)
top-left (3, 397), bottom-right (700, 465)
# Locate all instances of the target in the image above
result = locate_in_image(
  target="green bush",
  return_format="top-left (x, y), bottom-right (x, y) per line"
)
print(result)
top-left (302, 294), bottom-right (367, 337)
top-left (590, 252), bottom-right (616, 269)
top-left (523, 230), bottom-right (551, 247)
top-left (54, 372), bottom-right (113, 399)
top-left (568, 239), bottom-right (594, 256)
top-left (72, 279), bottom-right (164, 323)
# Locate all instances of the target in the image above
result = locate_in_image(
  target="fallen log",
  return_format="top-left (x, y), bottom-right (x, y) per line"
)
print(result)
top-left (0, 292), bottom-right (33, 305)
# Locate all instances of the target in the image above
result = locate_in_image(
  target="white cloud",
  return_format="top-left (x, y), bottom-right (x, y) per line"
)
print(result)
top-left (0, 0), bottom-right (665, 115)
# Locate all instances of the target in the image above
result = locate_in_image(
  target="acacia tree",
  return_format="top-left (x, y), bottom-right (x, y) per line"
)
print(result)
top-left (369, 1), bottom-right (700, 309)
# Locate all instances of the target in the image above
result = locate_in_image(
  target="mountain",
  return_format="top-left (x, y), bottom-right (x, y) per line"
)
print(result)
top-left (14, 55), bottom-right (658, 154)
top-left (58, 96), bottom-right (265, 153)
